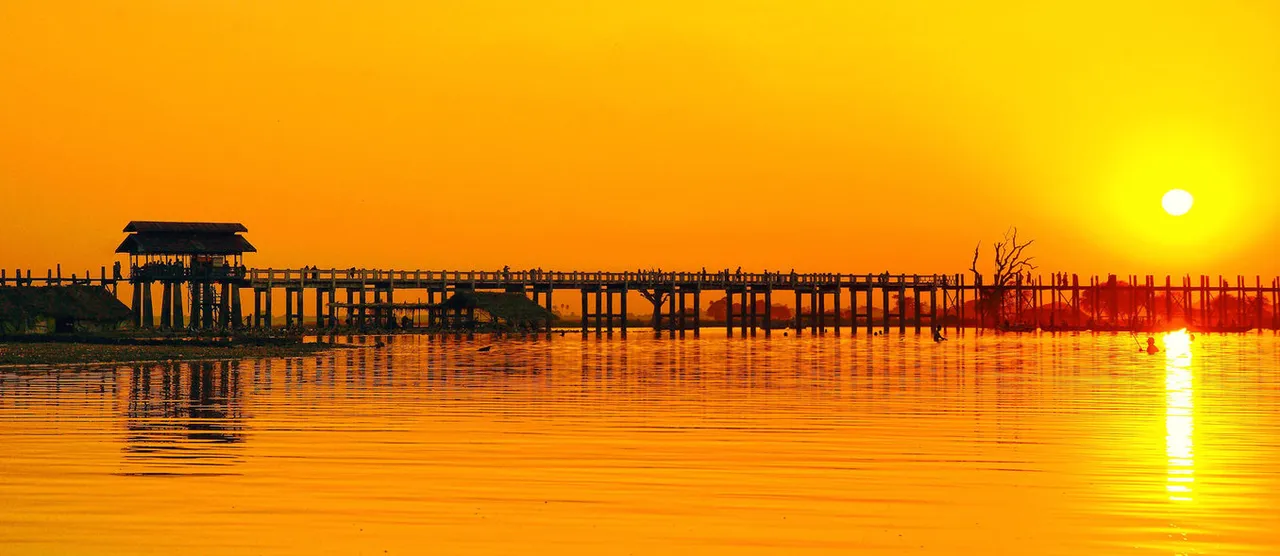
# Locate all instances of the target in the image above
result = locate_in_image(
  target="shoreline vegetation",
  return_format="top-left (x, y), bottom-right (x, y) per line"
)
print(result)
top-left (0, 342), bottom-right (336, 367)
top-left (0, 333), bottom-right (338, 367)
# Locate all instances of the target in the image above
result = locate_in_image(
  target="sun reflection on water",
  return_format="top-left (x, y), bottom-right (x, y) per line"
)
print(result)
top-left (1164, 329), bottom-right (1194, 503)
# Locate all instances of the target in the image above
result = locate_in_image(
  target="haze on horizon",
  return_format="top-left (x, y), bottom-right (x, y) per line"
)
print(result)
top-left (2, 1), bottom-right (1278, 277)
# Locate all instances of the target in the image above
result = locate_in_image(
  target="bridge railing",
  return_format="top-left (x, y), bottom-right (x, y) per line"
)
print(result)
top-left (244, 268), bottom-right (952, 288)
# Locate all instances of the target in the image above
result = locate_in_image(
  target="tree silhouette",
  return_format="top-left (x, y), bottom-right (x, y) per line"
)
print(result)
top-left (893, 293), bottom-right (918, 318)
top-left (969, 226), bottom-right (1037, 323)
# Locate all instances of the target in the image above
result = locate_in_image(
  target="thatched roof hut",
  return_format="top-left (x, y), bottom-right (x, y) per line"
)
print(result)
top-left (115, 221), bottom-right (256, 256)
top-left (0, 286), bottom-right (132, 333)
top-left (437, 291), bottom-right (555, 328)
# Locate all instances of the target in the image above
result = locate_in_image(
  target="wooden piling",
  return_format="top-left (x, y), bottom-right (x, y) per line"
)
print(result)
top-left (607, 289), bottom-right (614, 334)
top-left (678, 290), bottom-right (686, 337)
top-left (811, 290), bottom-right (819, 334)
top-left (264, 287), bottom-right (273, 329)
top-left (793, 289), bottom-right (802, 336)
top-left (595, 289), bottom-right (603, 335)
top-left (913, 277), bottom-right (922, 333)
top-left (620, 287), bottom-right (628, 337)
top-left (171, 282), bottom-right (183, 329)
top-left (881, 279), bottom-right (890, 334)
top-left (202, 283), bottom-right (214, 329)
top-left (141, 282), bottom-right (154, 329)
top-left (226, 285), bottom-right (239, 329)
top-left (763, 288), bottom-right (772, 336)
top-left (581, 289), bottom-right (588, 335)
top-left (897, 278), bottom-right (906, 334)
top-left (220, 283), bottom-right (231, 329)
top-left (833, 284), bottom-right (842, 336)
top-left (131, 282), bottom-right (143, 327)
top-left (690, 289), bottom-right (697, 337)
top-left (929, 282), bottom-right (937, 332)
top-left (160, 282), bottom-right (172, 329)
top-left (315, 288), bottom-right (325, 329)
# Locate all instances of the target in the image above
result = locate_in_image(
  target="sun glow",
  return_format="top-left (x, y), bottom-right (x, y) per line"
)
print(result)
top-left (1163, 329), bottom-right (1193, 357)
top-left (1162, 189), bottom-right (1194, 216)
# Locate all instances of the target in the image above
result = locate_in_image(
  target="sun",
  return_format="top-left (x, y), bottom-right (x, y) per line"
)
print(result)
top-left (1162, 189), bottom-right (1194, 216)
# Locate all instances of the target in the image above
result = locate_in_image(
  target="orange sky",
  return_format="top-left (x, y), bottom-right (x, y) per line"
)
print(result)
top-left (2, 1), bottom-right (1278, 277)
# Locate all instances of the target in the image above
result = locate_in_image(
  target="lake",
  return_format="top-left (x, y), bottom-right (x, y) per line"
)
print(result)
top-left (2, 331), bottom-right (1279, 555)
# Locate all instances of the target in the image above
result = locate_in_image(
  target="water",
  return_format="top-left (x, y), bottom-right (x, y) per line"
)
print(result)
top-left (3, 332), bottom-right (1280, 555)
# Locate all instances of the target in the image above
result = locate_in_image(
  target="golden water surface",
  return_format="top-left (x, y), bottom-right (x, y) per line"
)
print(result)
top-left (2, 332), bottom-right (1279, 555)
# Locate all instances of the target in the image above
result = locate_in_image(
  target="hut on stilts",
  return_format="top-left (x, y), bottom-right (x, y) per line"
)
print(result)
top-left (0, 286), bottom-right (132, 334)
top-left (431, 291), bottom-right (556, 331)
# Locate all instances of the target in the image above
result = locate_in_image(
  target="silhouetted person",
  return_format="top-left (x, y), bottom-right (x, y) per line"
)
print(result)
top-left (932, 325), bottom-right (947, 342)
top-left (1145, 337), bottom-right (1159, 354)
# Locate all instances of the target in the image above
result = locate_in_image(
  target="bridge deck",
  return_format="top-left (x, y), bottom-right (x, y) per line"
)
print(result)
top-left (245, 269), bottom-right (951, 290)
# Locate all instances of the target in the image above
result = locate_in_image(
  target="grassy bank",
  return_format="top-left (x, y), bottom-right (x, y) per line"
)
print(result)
top-left (0, 341), bottom-right (337, 367)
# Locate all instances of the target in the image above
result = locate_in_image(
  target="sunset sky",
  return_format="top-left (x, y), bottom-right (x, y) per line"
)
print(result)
top-left (2, 1), bottom-right (1278, 277)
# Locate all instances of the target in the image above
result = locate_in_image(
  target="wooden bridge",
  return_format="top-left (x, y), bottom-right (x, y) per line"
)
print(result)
top-left (5, 264), bottom-right (1280, 335)
top-left (237, 268), bottom-right (1280, 335)
top-left (241, 268), bottom-right (963, 336)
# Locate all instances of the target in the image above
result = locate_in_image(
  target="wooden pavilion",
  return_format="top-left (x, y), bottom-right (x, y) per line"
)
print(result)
top-left (115, 221), bottom-right (256, 330)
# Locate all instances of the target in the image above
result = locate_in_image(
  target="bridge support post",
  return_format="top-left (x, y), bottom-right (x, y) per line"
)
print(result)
top-left (822, 289), bottom-right (830, 334)
top-left (230, 285), bottom-right (242, 329)
top-left (261, 287), bottom-right (270, 329)
top-left (675, 290), bottom-right (686, 338)
top-left (346, 288), bottom-right (355, 328)
top-left (724, 291), bottom-right (732, 337)
top-left (316, 288), bottom-right (325, 329)
top-left (898, 279), bottom-right (907, 334)
top-left (359, 287), bottom-right (368, 329)
top-left (328, 290), bottom-right (337, 330)
top-left (220, 283), bottom-right (231, 329)
top-left (191, 283), bottom-right (202, 329)
top-left (914, 282), bottom-right (922, 333)
top-left (930, 284), bottom-right (937, 332)
top-left (203, 284), bottom-right (215, 329)
top-left (131, 282), bottom-right (143, 327)
top-left (691, 289), bottom-right (699, 337)
top-left (737, 289), bottom-right (746, 338)
top-left (748, 290), bottom-right (757, 337)
top-left (669, 289), bottom-right (678, 338)
top-left (160, 282), bottom-right (172, 329)
top-left (619, 288), bottom-right (627, 337)
top-left (606, 289), bottom-right (614, 335)
top-left (833, 286), bottom-right (841, 336)
top-left (171, 282), bottom-right (184, 330)
top-left (849, 286), bottom-right (858, 335)
top-left (141, 282), bottom-right (154, 329)
top-left (285, 288), bottom-right (294, 328)
top-left (595, 290), bottom-right (603, 336)
top-left (763, 288), bottom-right (772, 336)
top-left (788, 288), bottom-right (798, 335)
top-left (810, 290), bottom-right (818, 335)
top-left (580, 289), bottom-right (588, 336)
top-left (881, 281), bottom-right (891, 334)
top-left (545, 288), bottom-right (554, 335)
top-left (247, 288), bottom-right (257, 329)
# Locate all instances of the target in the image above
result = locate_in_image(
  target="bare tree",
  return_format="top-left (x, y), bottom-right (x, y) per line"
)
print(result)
top-left (969, 227), bottom-right (1037, 324)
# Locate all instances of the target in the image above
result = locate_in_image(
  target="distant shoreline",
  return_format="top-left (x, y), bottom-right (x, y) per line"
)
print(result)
top-left (0, 341), bottom-right (337, 368)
